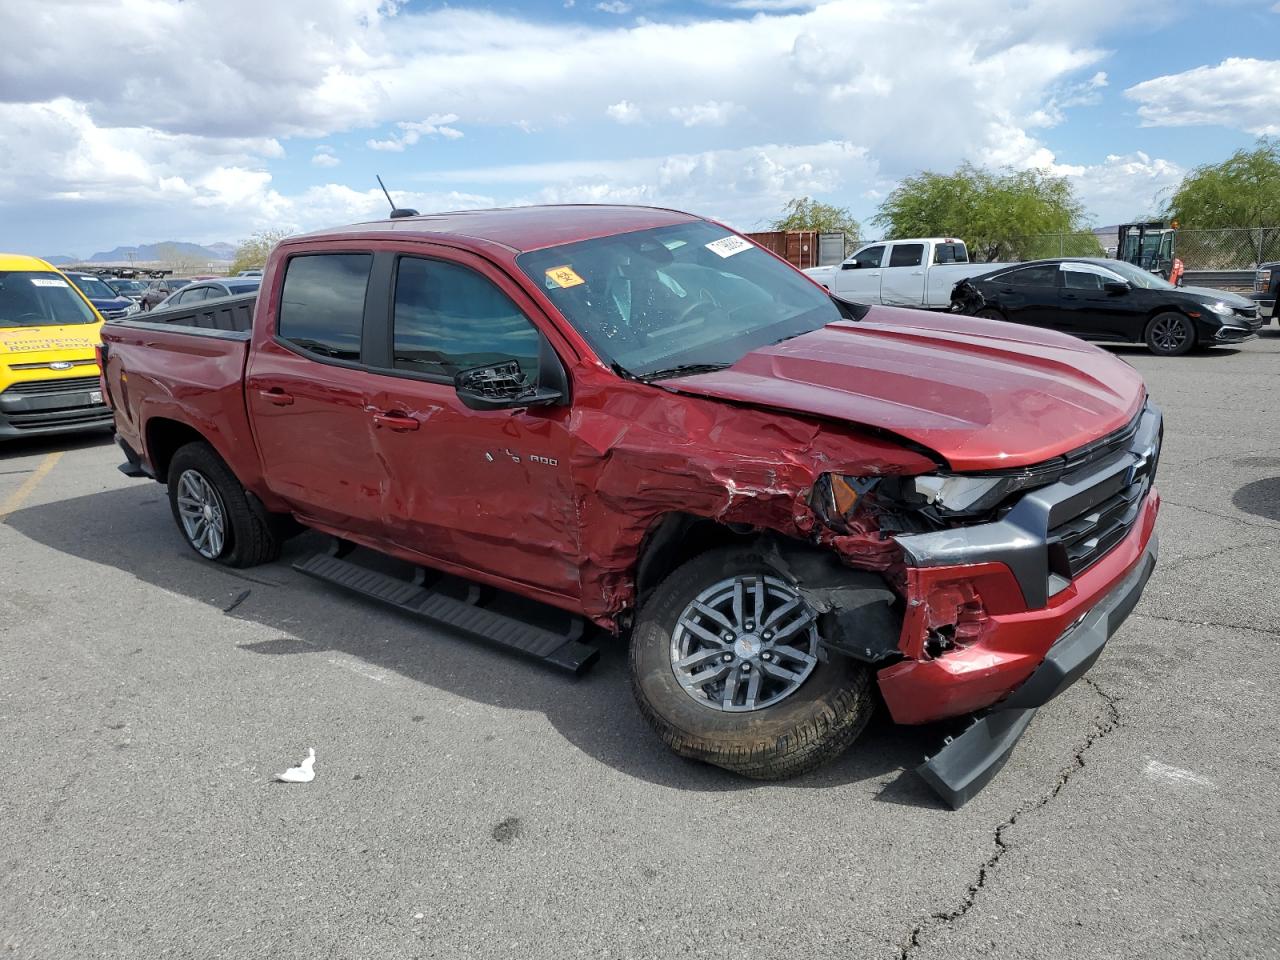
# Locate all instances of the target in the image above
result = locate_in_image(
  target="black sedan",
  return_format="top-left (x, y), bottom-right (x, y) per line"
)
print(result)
top-left (950, 258), bottom-right (1262, 356)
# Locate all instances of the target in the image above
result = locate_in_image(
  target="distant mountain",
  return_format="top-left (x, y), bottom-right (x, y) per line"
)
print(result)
top-left (41, 254), bottom-right (77, 265)
top-left (205, 242), bottom-right (237, 260)
top-left (86, 241), bottom-right (233, 263)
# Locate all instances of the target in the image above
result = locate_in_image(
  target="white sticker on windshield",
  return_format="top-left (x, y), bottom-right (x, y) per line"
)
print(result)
top-left (705, 235), bottom-right (752, 259)
top-left (30, 278), bottom-right (69, 288)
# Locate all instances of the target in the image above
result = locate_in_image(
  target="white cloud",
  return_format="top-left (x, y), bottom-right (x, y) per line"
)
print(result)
top-left (595, 1), bottom-right (631, 12)
top-left (1049, 151), bottom-right (1185, 224)
top-left (0, 0), bottom-right (1166, 251)
top-left (606, 100), bottom-right (643, 124)
top-left (1125, 58), bottom-right (1279, 135)
top-left (366, 114), bottom-right (463, 151)
top-left (311, 146), bottom-right (340, 167)
top-left (418, 140), bottom-right (877, 230)
top-left (668, 101), bottom-right (741, 127)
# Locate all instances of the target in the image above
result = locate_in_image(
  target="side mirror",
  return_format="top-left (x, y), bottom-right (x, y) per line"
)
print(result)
top-left (1104, 281), bottom-right (1130, 295)
top-left (453, 338), bottom-right (568, 412)
top-left (841, 261), bottom-right (858, 270)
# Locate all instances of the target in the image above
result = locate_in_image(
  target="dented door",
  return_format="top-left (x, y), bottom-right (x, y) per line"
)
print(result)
top-left (364, 252), bottom-right (582, 599)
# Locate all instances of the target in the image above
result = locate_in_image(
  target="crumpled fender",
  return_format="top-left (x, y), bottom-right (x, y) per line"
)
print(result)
top-left (561, 377), bottom-right (937, 627)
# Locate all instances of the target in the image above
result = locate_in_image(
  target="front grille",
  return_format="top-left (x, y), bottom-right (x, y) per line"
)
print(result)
top-left (8, 358), bottom-right (97, 371)
top-left (102, 309), bottom-right (129, 320)
top-left (1046, 427), bottom-right (1160, 579)
top-left (7, 408), bottom-right (112, 430)
top-left (3, 375), bottom-right (101, 396)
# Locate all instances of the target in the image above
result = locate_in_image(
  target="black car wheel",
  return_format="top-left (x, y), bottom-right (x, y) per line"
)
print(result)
top-left (975, 307), bottom-right (1005, 321)
top-left (1145, 312), bottom-right (1195, 356)
top-left (629, 546), bottom-right (876, 780)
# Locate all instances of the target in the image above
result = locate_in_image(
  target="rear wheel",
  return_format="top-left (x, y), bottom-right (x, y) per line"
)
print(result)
top-left (1145, 311), bottom-right (1195, 356)
top-left (630, 546), bottom-right (877, 780)
top-left (167, 442), bottom-right (282, 567)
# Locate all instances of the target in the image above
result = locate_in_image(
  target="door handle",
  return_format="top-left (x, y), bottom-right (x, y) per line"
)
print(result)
top-left (372, 411), bottom-right (420, 432)
top-left (259, 388), bottom-right (294, 406)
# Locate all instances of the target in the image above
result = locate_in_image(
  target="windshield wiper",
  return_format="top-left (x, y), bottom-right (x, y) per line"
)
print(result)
top-left (638, 362), bottom-right (731, 382)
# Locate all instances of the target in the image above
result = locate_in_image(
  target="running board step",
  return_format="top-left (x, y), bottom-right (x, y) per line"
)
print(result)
top-left (293, 552), bottom-right (599, 675)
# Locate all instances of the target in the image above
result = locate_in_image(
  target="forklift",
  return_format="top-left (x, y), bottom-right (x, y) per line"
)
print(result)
top-left (1116, 221), bottom-right (1183, 284)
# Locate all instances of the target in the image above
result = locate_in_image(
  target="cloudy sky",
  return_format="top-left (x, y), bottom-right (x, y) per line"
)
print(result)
top-left (1, 0), bottom-right (1276, 257)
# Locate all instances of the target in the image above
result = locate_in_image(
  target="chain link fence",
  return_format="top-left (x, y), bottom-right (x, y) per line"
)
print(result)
top-left (972, 227), bottom-right (1280, 269)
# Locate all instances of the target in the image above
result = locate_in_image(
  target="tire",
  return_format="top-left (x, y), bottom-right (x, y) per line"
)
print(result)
top-left (1145, 311), bottom-right (1196, 356)
top-left (167, 441), bottom-right (281, 567)
top-left (629, 546), bottom-right (876, 780)
top-left (975, 307), bottom-right (1005, 321)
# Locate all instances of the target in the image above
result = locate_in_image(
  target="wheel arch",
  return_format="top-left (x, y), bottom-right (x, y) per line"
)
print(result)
top-left (145, 417), bottom-right (211, 483)
top-left (633, 512), bottom-right (754, 605)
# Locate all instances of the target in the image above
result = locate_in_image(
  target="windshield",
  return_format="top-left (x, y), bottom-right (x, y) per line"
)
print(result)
top-left (516, 221), bottom-right (841, 378)
top-left (70, 274), bottom-right (122, 300)
top-left (109, 279), bottom-right (145, 294)
top-left (1104, 259), bottom-right (1176, 290)
top-left (0, 272), bottom-right (99, 328)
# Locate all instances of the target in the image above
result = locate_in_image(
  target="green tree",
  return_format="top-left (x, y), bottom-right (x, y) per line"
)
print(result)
top-left (771, 197), bottom-right (861, 241)
top-left (872, 163), bottom-right (1099, 261)
top-left (1166, 138), bottom-right (1280, 229)
top-left (230, 229), bottom-right (291, 275)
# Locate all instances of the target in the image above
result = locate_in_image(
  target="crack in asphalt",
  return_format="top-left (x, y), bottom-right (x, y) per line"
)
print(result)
top-left (896, 679), bottom-right (1122, 960)
top-left (1133, 611), bottom-right (1280, 638)
top-left (1161, 497), bottom-right (1280, 533)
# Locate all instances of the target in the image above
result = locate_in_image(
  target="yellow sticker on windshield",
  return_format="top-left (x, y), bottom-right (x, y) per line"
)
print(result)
top-left (545, 265), bottom-right (585, 289)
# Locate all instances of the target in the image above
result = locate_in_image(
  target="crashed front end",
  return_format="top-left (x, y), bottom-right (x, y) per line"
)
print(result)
top-left (810, 403), bottom-right (1162, 807)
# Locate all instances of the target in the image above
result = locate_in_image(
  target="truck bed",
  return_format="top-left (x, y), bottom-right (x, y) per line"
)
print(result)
top-left (100, 295), bottom-right (261, 487)
top-left (129, 293), bottom-right (257, 334)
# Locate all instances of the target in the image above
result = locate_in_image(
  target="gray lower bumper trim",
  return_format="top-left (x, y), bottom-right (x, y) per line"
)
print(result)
top-left (916, 534), bottom-right (1158, 809)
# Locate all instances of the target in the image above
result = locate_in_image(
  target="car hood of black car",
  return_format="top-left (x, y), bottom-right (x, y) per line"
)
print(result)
top-left (1178, 286), bottom-right (1256, 308)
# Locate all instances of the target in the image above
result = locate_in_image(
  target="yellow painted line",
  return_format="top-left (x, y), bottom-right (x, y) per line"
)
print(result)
top-left (0, 452), bottom-right (63, 522)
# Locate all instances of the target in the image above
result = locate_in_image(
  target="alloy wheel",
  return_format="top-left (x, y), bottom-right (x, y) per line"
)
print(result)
top-left (175, 469), bottom-right (227, 559)
top-left (670, 575), bottom-right (820, 712)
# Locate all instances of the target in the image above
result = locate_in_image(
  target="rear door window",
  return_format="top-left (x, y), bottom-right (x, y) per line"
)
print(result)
top-left (998, 265), bottom-right (1059, 286)
top-left (392, 257), bottom-right (542, 380)
top-left (888, 243), bottom-right (924, 268)
top-left (1062, 270), bottom-right (1104, 290)
top-left (277, 254), bottom-right (372, 361)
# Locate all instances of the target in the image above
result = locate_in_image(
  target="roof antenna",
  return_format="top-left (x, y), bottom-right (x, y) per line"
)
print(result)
top-left (377, 174), bottom-right (419, 219)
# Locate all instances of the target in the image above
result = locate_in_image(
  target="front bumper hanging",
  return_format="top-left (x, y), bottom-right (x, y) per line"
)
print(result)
top-left (916, 535), bottom-right (1157, 809)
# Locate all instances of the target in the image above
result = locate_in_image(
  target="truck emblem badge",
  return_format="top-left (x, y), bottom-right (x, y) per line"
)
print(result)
top-left (49, 361), bottom-right (73, 370)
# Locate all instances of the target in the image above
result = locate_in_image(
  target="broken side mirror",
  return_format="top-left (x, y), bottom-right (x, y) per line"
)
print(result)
top-left (453, 337), bottom-right (569, 412)
top-left (1104, 281), bottom-right (1131, 295)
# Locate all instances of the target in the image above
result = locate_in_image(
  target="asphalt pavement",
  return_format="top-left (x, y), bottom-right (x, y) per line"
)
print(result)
top-left (2, 333), bottom-right (1278, 960)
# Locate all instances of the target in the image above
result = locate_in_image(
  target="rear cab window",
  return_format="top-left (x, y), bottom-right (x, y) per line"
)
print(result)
top-left (277, 254), bottom-right (373, 361)
top-left (0, 272), bottom-right (99, 328)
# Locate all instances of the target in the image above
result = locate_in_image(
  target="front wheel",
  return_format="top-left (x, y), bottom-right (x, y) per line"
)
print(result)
top-left (629, 546), bottom-right (876, 780)
top-left (1145, 312), bottom-right (1196, 356)
top-left (975, 307), bottom-right (1005, 321)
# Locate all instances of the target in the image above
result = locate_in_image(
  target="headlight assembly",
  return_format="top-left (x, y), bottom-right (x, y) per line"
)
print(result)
top-left (813, 468), bottom-right (1052, 530)
top-left (1206, 301), bottom-right (1234, 316)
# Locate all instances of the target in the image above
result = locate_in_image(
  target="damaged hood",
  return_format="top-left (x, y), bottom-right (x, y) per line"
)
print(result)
top-left (662, 309), bottom-right (1146, 471)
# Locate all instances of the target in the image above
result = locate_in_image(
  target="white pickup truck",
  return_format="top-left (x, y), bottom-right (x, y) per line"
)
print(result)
top-left (804, 238), bottom-right (1011, 309)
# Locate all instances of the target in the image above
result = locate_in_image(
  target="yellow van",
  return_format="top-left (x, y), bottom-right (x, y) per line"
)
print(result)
top-left (0, 254), bottom-right (112, 439)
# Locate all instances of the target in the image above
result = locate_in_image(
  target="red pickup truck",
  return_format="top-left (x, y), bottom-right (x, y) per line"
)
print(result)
top-left (99, 205), bottom-right (1160, 806)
